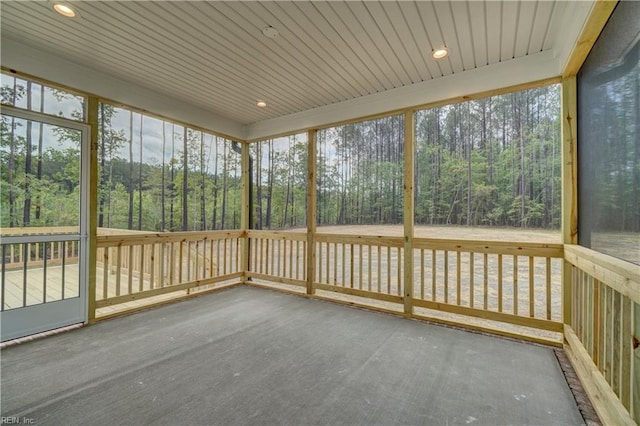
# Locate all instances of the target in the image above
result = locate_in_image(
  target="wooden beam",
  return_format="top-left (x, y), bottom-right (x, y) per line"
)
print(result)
top-left (241, 143), bottom-right (250, 283)
top-left (403, 110), bottom-right (414, 315)
top-left (562, 0), bottom-right (618, 78)
top-left (87, 96), bottom-right (99, 323)
top-left (307, 129), bottom-right (317, 295)
top-left (562, 76), bottom-right (579, 326)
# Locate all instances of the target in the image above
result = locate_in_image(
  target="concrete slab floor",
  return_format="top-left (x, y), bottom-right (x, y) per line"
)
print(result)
top-left (1, 286), bottom-right (585, 425)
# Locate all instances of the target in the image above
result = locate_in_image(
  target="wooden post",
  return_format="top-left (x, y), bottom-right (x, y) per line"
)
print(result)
top-left (306, 129), bottom-right (317, 295)
top-left (561, 77), bottom-right (578, 326)
top-left (403, 110), bottom-right (415, 315)
top-left (241, 142), bottom-right (250, 283)
top-left (87, 96), bottom-right (99, 323)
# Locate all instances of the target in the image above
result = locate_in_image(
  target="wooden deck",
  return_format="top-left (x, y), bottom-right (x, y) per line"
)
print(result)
top-left (1, 263), bottom-right (219, 319)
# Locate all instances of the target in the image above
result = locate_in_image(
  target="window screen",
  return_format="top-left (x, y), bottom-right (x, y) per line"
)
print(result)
top-left (577, 1), bottom-right (640, 265)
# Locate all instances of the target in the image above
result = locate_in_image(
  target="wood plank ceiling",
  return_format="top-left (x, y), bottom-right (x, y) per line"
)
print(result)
top-left (1, 1), bottom-right (587, 128)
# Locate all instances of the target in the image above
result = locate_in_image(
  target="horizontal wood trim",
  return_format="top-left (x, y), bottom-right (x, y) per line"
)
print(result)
top-left (413, 313), bottom-right (563, 348)
top-left (246, 230), bottom-right (307, 242)
top-left (0, 226), bottom-right (79, 237)
top-left (562, 0), bottom-right (618, 78)
top-left (413, 238), bottom-right (563, 257)
top-left (246, 272), bottom-right (306, 287)
top-left (314, 233), bottom-right (404, 248)
top-left (413, 299), bottom-right (563, 332)
top-left (95, 282), bottom-right (242, 321)
top-left (95, 272), bottom-right (243, 307)
top-left (565, 245), bottom-right (640, 304)
top-left (314, 282), bottom-right (403, 304)
top-left (564, 325), bottom-right (635, 425)
top-left (97, 230), bottom-right (244, 247)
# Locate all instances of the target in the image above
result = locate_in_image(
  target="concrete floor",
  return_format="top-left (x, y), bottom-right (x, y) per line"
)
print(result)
top-left (1, 286), bottom-right (584, 425)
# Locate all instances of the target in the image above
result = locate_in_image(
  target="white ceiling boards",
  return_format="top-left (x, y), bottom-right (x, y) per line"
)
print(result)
top-left (0, 1), bottom-right (594, 140)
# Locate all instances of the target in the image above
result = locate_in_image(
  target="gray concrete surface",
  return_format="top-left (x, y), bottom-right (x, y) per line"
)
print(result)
top-left (1, 286), bottom-right (584, 425)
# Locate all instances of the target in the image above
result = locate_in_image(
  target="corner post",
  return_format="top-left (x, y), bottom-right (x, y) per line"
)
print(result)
top-left (561, 76), bottom-right (578, 326)
top-left (306, 129), bottom-right (317, 295)
top-left (403, 110), bottom-right (415, 315)
top-left (87, 96), bottom-right (99, 323)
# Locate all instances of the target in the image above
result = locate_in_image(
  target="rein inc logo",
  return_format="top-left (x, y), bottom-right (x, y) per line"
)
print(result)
top-left (1, 418), bottom-right (35, 425)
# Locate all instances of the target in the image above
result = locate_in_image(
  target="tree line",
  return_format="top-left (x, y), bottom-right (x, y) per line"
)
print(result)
top-left (2, 77), bottom-right (563, 233)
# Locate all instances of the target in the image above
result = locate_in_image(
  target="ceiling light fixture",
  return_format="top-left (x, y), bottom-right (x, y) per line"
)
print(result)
top-left (256, 100), bottom-right (267, 108)
top-left (432, 47), bottom-right (449, 59)
top-left (52, 2), bottom-right (77, 18)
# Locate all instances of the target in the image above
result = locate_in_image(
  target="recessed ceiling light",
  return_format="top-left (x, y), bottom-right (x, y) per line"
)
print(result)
top-left (262, 26), bottom-right (279, 39)
top-left (256, 100), bottom-right (267, 108)
top-left (52, 2), bottom-right (77, 18)
top-left (432, 47), bottom-right (449, 59)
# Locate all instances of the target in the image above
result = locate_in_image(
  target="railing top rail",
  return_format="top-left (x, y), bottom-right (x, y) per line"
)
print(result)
top-left (96, 229), bottom-right (244, 247)
top-left (413, 237), bottom-right (564, 257)
top-left (0, 226), bottom-right (79, 237)
top-left (565, 244), bottom-right (640, 304)
top-left (314, 233), bottom-right (404, 247)
top-left (246, 230), bottom-right (307, 241)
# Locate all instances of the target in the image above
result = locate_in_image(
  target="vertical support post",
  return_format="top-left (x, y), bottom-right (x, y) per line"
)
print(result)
top-left (87, 96), bottom-right (99, 323)
top-left (306, 129), bottom-right (317, 295)
top-left (241, 142), bottom-right (250, 283)
top-left (403, 110), bottom-right (415, 315)
top-left (562, 76), bottom-right (578, 327)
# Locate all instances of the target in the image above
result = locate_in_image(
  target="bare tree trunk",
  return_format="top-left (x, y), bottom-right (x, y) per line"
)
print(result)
top-left (35, 85), bottom-right (45, 221)
top-left (23, 81), bottom-right (33, 225)
top-left (138, 114), bottom-right (143, 230)
top-left (128, 111), bottom-right (134, 230)
top-left (161, 123), bottom-right (166, 230)
top-left (182, 127), bottom-right (188, 231)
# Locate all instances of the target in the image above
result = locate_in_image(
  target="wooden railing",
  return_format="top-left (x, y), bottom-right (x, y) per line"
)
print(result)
top-left (246, 230), bottom-right (307, 287)
top-left (412, 239), bottom-right (564, 333)
top-left (314, 233), bottom-right (405, 303)
top-left (247, 230), bottom-right (564, 344)
top-left (563, 244), bottom-right (639, 425)
top-left (96, 229), bottom-right (243, 310)
top-left (1, 226), bottom-right (80, 270)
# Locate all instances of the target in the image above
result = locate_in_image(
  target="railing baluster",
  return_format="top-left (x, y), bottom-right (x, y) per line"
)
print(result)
top-left (22, 243), bottom-right (28, 307)
top-left (545, 257), bottom-right (551, 319)
top-left (443, 251), bottom-right (448, 304)
top-left (431, 250), bottom-right (436, 301)
top-left (224, 238), bottom-right (228, 275)
top-left (140, 244), bottom-right (146, 291)
top-left (367, 245), bottom-right (372, 292)
top-left (61, 241), bottom-right (66, 300)
top-left (386, 246), bottom-right (391, 295)
top-left (420, 249), bottom-right (425, 299)
top-left (513, 255), bottom-right (518, 315)
top-left (529, 256), bottom-right (535, 317)
top-left (483, 253), bottom-right (488, 310)
top-left (115, 245), bottom-right (122, 297)
top-left (456, 251), bottom-right (461, 305)
top-left (469, 252), bottom-right (474, 308)
top-left (43, 242), bottom-right (48, 303)
top-left (350, 244), bottom-right (354, 289)
top-left (358, 245), bottom-right (363, 290)
top-left (497, 254), bottom-right (503, 313)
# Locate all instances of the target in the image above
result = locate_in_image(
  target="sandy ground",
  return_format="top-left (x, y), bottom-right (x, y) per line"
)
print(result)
top-left (309, 224), bottom-right (562, 243)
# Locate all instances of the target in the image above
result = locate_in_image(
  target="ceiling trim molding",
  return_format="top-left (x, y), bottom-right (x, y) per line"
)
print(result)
top-left (0, 37), bottom-right (246, 140)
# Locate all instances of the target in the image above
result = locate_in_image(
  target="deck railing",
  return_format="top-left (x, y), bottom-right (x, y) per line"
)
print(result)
top-left (95, 229), bottom-right (243, 311)
top-left (246, 230), bottom-right (564, 344)
top-left (563, 244), bottom-right (639, 425)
